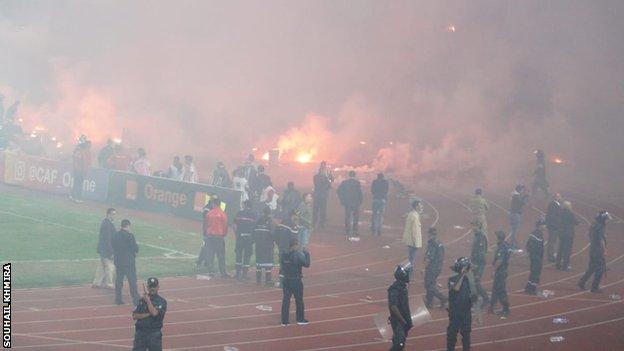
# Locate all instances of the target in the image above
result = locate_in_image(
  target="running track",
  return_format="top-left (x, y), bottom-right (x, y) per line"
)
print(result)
top-left (10, 189), bottom-right (624, 350)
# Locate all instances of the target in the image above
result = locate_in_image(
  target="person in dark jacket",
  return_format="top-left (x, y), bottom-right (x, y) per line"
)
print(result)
top-left (254, 206), bottom-right (276, 286)
top-left (532, 149), bottom-right (549, 199)
top-left (337, 171), bottom-right (363, 237)
top-left (212, 161), bottom-right (232, 187)
top-left (312, 161), bottom-right (334, 230)
top-left (234, 200), bottom-right (257, 281)
top-left (556, 201), bottom-right (579, 271)
top-left (280, 182), bottom-right (302, 220)
top-left (545, 193), bottom-right (563, 262)
top-left (578, 211), bottom-right (611, 293)
top-left (93, 208), bottom-right (116, 289)
top-left (132, 277), bottom-right (167, 351)
top-left (424, 227), bottom-right (447, 309)
top-left (447, 257), bottom-right (477, 351)
top-left (469, 220), bottom-right (489, 308)
top-left (388, 264), bottom-right (413, 351)
top-left (251, 165), bottom-right (272, 201)
top-left (371, 173), bottom-right (389, 236)
top-left (111, 219), bottom-right (140, 305)
top-left (97, 139), bottom-right (115, 169)
top-left (509, 184), bottom-right (529, 250)
top-left (280, 238), bottom-right (311, 326)
top-left (488, 231), bottom-right (511, 318)
top-left (524, 219), bottom-right (546, 295)
top-left (276, 211), bottom-right (299, 255)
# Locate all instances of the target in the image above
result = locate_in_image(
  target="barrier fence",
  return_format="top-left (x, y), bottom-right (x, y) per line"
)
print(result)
top-left (0, 151), bottom-right (242, 221)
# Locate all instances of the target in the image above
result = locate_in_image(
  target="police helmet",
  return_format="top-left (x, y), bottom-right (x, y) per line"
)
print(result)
top-left (394, 265), bottom-right (411, 283)
top-left (451, 257), bottom-right (471, 273)
top-left (147, 277), bottom-right (159, 288)
top-left (596, 210), bottom-right (612, 223)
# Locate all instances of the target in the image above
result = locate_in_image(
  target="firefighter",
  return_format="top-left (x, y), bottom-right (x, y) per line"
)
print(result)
top-left (234, 200), bottom-right (257, 281)
top-left (253, 206), bottom-right (276, 286)
top-left (524, 218), bottom-right (546, 295)
top-left (424, 227), bottom-right (447, 309)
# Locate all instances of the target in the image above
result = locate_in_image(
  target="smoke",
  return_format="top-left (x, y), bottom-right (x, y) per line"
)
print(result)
top-left (1, 1), bottom-right (623, 191)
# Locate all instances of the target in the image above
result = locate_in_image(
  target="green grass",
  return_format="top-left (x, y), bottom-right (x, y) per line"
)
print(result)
top-left (0, 189), bottom-right (244, 288)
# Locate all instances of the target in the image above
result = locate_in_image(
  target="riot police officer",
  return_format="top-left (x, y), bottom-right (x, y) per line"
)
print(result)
top-left (253, 206), bottom-right (275, 286)
top-left (556, 201), bottom-right (579, 271)
top-left (424, 227), bottom-right (447, 309)
top-left (447, 257), bottom-right (476, 351)
top-left (234, 200), bottom-right (257, 281)
top-left (488, 231), bottom-right (511, 318)
top-left (578, 211), bottom-right (611, 293)
top-left (132, 278), bottom-right (167, 351)
top-left (469, 220), bottom-right (489, 308)
top-left (388, 265), bottom-right (413, 351)
top-left (524, 219), bottom-right (546, 295)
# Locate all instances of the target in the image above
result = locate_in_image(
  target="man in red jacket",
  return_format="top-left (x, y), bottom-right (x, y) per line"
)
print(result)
top-left (204, 197), bottom-right (230, 278)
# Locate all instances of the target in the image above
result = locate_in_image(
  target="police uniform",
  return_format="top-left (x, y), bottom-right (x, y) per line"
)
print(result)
top-left (425, 235), bottom-right (447, 308)
top-left (524, 228), bottom-right (544, 294)
top-left (234, 208), bottom-right (257, 280)
top-left (578, 220), bottom-right (607, 292)
top-left (253, 215), bottom-right (275, 285)
top-left (388, 270), bottom-right (412, 351)
top-left (489, 240), bottom-right (511, 316)
top-left (447, 274), bottom-right (473, 351)
top-left (470, 229), bottom-right (489, 305)
top-left (556, 207), bottom-right (579, 270)
top-left (132, 287), bottom-right (167, 350)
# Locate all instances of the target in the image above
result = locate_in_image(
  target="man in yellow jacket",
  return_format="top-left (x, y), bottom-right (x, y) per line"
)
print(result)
top-left (403, 199), bottom-right (423, 278)
top-left (468, 188), bottom-right (489, 239)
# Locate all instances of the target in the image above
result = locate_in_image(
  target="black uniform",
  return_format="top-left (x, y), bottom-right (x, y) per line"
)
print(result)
top-left (253, 215), bottom-right (275, 285)
top-left (447, 274), bottom-right (473, 351)
top-left (545, 200), bottom-right (562, 262)
top-left (489, 241), bottom-right (511, 315)
top-left (388, 280), bottom-right (412, 351)
top-left (524, 229), bottom-right (545, 294)
top-left (424, 236), bottom-right (447, 308)
top-left (280, 249), bottom-right (311, 324)
top-left (532, 159), bottom-right (549, 198)
top-left (111, 229), bottom-right (140, 305)
top-left (275, 221), bottom-right (299, 255)
top-left (132, 294), bottom-right (167, 351)
top-left (470, 229), bottom-right (489, 305)
top-left (556, 208), bottom-right (579, 270)
top-left (234, 209), bottom-right (257, 280)
top-left (579, 221), bottom-right (607, 292)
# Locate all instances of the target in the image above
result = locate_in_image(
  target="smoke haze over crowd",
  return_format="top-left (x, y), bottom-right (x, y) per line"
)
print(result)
top-left (1, 0), bottom-right (623, 191)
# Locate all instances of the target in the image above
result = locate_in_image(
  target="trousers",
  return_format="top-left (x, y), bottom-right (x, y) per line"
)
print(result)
top-left (281, 278), bottom-right (305, 323)
top-left (93, 257), bottom-right (115, 288)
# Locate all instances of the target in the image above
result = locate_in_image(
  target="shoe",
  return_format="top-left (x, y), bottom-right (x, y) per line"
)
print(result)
top-left (297, 320), bottom-right (310, 325)
top-left (590, 288), bottom-right (604, 294)
top-left (440, 300), bottom-right (448, 310)
top-left (577, 282), bottom-right (586, 291)
top-left (92, 284), bottom-right (101, 289)
top-left (281, 322), bottom-right (289, 327)
top-left (487, 306), bottom-right (495, 314)
top-left (221, 273), bottom-right (231, 279)
top-left (104, 285), bottom-right (114, 290)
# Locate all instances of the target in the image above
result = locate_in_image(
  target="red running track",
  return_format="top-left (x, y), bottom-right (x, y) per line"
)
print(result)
top-left (10, 189), bottom-right (624, 350)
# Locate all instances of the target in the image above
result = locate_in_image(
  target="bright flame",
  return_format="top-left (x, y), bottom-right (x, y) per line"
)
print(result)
top-left (252, 147), bottom-right (258, 151)
top-left (112, 137), bottom-right (122, 144)
top-left (262, 152), bottom-right (270, 161)
top-left (34, 125), bottom-right (46, 131)
top-left (553, 157), bottom-right (564, 164)
top-left (51, 137), bottom-right (57, 141)
top-left (56, 142), bottom-right (63, 148)
top-left (359, 141), bottom-right (366, 145)
top-left (448, 24), bottom-right (456, 33)
top-left (17, 118), bottom-right (23, 123)
top-left (296, 152), bottom-right (312, 164)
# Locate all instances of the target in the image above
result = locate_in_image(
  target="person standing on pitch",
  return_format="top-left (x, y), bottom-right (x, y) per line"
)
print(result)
top-left (424, 227), bottom-right (447, 309)
top-left (337, 170), bottom-right (363, 238)
top-left (112, 219), bottom-right (140, 305)
top-left (545, 193), bottom-right (563, 262)
top-left (234, 200), bottom-right (257, 281)
top-left (556, 201), bottom-right (579, 271)
top-left (371, 173), bottom-right (389, 236)
top-left (509, 184), bottom-right (529, 250)
top-left (93, 208), bottom-right (116, 289)
top-left (578, 211), bottom-right (612, 293)
top-left (469, 220), bottom-right (489, 308)
top-left (403, 200), bottom-right (423, 279)
top-left (532, 149), bottom-right (549, 198)
top-left (280, 238), bottom-right (311, 326)
top-left (388, 265), bottom-right (413, 351)
top-left (468, 188), bottom-right (489, 239)
top-left (254, 206), bottom-right (276, 286)
top-left (447, 257), bottom-right (477, 351)
top-left (132, 278), bottom-right (167, 351)
top-left (488, 231), bottom-right (511, 318)
top-left (204, 198), bottom-right (230, 278)
top-left (312, 161), bottom-right (333, 230)
top-left (524, 219), bottom-right (546, 295)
